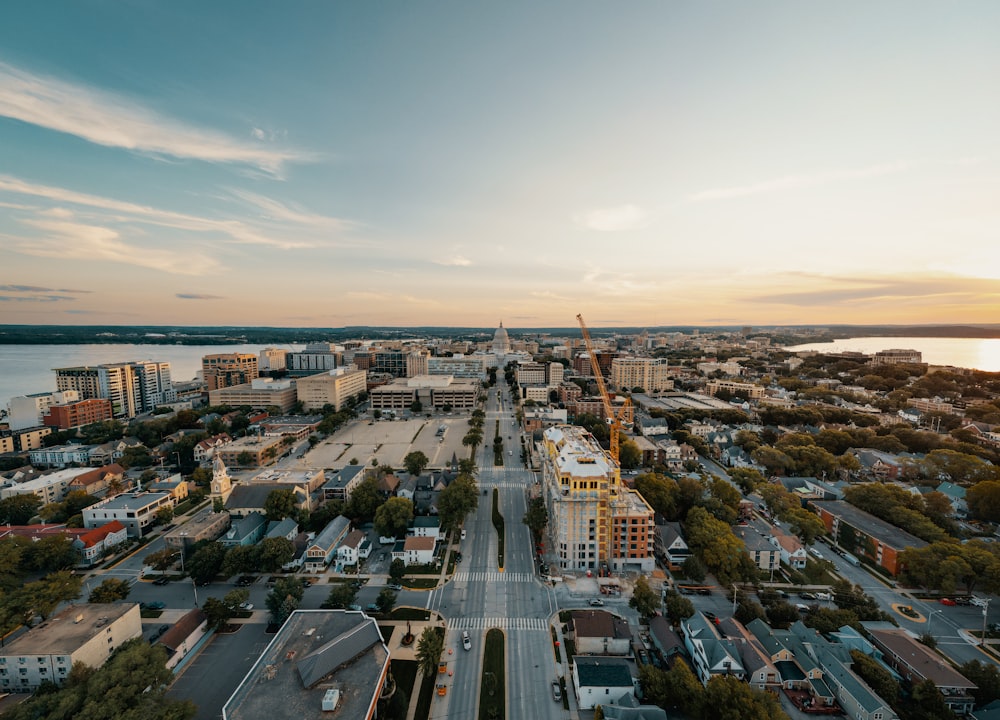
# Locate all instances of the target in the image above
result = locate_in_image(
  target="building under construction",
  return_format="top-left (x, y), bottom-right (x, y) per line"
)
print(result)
top-left (539, 424), bottom-right (654, 573)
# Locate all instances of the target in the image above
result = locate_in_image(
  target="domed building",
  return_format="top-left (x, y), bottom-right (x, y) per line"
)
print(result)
top-left (492, 321), bottom-right (511, 357)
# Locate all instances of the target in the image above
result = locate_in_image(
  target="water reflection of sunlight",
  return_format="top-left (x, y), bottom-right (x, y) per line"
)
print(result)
top-left (977, 340), bottom-right (1000, 373)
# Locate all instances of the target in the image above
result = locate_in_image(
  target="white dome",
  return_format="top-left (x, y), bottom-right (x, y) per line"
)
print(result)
top-left (492, 322), bottom-right (510, 356)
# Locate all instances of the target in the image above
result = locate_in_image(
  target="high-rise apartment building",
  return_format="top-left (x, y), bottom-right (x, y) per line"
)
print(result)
top-left (7, 390), bottom-right (80, 430)
top-left (540, 425), bottom-right (654, 572)
top-left (202, 353), bottom-right (259, 391)
top-left (54, 361), bottom-right (174, 418)
top-left (259, 347), bottom-right (288, 372)
top-left (610, 357), bottom-right (674, 393)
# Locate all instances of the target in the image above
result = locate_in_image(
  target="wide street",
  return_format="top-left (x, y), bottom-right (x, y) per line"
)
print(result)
top-left (424, 384), bottom-right (574, 720)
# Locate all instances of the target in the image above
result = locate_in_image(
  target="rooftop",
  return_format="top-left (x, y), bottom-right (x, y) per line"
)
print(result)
top-left (90, 491), bottom-right (172, 511)
top-left (1, 603), bottom-right (138, 656)
top-left (544, 425), bottom-right (616, 478)
top-left (222, 610), bottom-right (388, 720)
top-left (573, 656), bottom-right (634, 688)
top-left (815, 500), bottom-right (929, 551)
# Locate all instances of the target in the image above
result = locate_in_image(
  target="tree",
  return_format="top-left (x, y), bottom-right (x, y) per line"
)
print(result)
top-left (201, 596), bottom-right (235, 631)
top-left (703, 675), bottom-right (789, 720)
top-left (376, 587), bottom-right (397, 614)
top-left (0, 494), bottom-right (42, 525)
top-left (437, 474), bottom-right (479, 531)
top-left (389, 558), bottom-right (406, 583)
top-left (785, 508), bottom-right (826, 545)
top-left (89, 578), bottom-right (131, 603)
top-left (221, 545), bottom-right (259, 577)
top-left (266, 577), bottom-right (304, 624)
top-left (729, 467), bottom-right (765, 494)
top-left (145, 547), bottom-right (178, 572)
top-left (522, 497), bottom-right (548, 540)
top-left (223, 588), bottom-right (250, 610)
top-left (663, 659), bottom-right (704, 717)
top-left (682, 555), bottom-right (707, 582)
top-left (257, 537), bottom-right (295, 572)
top-left (959, 660), bottom-right (1000, 707)
top-left (374, 497), bottom-right (414, 539)
top-left (344, 477), bottom-right (383, 522)
top-left (663, 589), bottom-right (695, 624)
top-left (684, 507), bottom-right (747, 584)
top-left (629, 576), bottom-right (659, 619)
top-left (155, 506), bottom-right (174, 525)
top-left (634, 473), bottom-right (680, 520)
top-left (906, 679), bottom-right (958, 720)
top-left (264, 488), bottom-right (298, 521)
top-left (186, 542), bottom-right (227, 584)
top-left (415, 626), bottom-right (444, 677)
top-left (850, 650), bottom-right (899, 708)
top-left (967, 480), bottom-right (1000, 522)
top-left (403, 451), bottom-right (430, 476)
top-left (325, 583), bottom-right (358, 609)
top-left (23, 535), bottom-right (80, 572)
top-left (236, 451), bottom-right (255, 467)
top-left (619, 437), bottom-right (642, 470)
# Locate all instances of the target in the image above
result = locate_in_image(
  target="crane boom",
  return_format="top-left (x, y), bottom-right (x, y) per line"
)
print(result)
top-left (576, 313), bottom-right (632, 465)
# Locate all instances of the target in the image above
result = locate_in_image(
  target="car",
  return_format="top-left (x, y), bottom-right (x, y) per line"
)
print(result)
top-left (589, 598), bottom-right (604, 607)
top-left (940, 598), bottom-right (957, 606)
top-left (955, 597), bottom-right (972, 606)
top-left (197, 579), bottom-right (211, 587)
top-left (697, 588), bottom-right (711, 596)
top-left (348, 604), bottom-right (362, 611)
top-left (366, 603), bottom-right (379, 612)
top-left (158, 624), bottom-right (170, 635)
top-left (239, 602), bottom-right (253, 611)
top-left (703, 611), bottom-right (719, 624)
top-left (152, 577), bottom-right (169, 586)
top-left (462, 630), bottom-right (471, 651)
top-left (551, 680), bottom-right (562, 701)
top-left (147, 601), bottom-right (166, 610)
top-left (388, 583), bottom-right (403, 591)
top-left (799, 592), bottom-right (816, 601)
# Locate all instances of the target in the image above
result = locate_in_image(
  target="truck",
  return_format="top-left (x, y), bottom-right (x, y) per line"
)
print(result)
top-left (843, 553), bottom-right (860, 566)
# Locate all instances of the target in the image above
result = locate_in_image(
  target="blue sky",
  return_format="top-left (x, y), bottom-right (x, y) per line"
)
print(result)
top-left (2, 1), bottom-right (999, 328)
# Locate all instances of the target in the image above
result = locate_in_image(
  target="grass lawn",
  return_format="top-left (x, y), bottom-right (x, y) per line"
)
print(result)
top-left (478, 628), bottom-right (505, 720)
top-left (390, 607), bottom-right (432, 621)
top-left (140, 609), bottom-right (163, 619)
top-left (403, 578), bottom-right (439, 589)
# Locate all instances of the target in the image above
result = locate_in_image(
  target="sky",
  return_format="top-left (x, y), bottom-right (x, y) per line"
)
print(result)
top-left (1, 2), bottom-right (1000, 329)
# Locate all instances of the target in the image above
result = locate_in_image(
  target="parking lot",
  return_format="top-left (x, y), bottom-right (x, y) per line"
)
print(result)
top-left (302, 415), bottom-right (472, 470)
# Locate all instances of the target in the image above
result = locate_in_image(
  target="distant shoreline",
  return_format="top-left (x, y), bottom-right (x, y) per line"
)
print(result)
top-left (2, 323), bottom-right (1000, 344)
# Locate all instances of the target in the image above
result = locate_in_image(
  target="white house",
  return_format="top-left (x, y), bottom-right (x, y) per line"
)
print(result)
top-left (394, 536), bottom-right (435, 566)
top-left (81, 492), bottom-right (174, 538)
top-left (337, 529), bottom-right (372, 566)
top-left (410, 516), bottom-right (445, 541)
top-left (770, 527), bottom-right (808, 570)
top-left (73, 520), bottom-right (128, 566)
top-left (571, 656), bottom-right (635, 710)
top-left (681, 612), bottom-right (745, 685)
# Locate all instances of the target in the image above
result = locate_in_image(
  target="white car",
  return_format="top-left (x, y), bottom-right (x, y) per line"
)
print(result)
top-left (239, 602), bottom-right (253, 610)
top-left (462, 631), bottom-right (471, 651)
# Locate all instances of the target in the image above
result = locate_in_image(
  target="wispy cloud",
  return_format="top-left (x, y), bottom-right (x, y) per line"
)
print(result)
top-left (0, 61), bottom-right (311, 176)
top-left (17, 218), bottom-right (220, 276)
top-left (227, 188), bottom-right (353, 232)
top-left (747, 274), bottom-right (1000, 306)
top-left (0, 284), bottom-right (91, 293)
top-left (0, 174), bottom-right (331, 251)
top-left (0, 294), bottom-right (75, 302)
top-left (434, 255), bottom-right (473, 267)
top-left (686, 162), bottom-right (913, 203)
top-left (176, 293), bottom-right (225, 300)
top-left (574, 204), bottom-right (649, 232)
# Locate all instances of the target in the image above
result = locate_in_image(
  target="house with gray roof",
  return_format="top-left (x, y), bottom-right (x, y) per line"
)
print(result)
top-left (304, 515), bottom-right (351, 572)
top-left (265, 517), bottom-right (299, 541)
top-left (717, 617), bottom-right (779, 690)
top-left (220, 512), bottom-right (268, 547)
top-left (225, 483), bottom-right (309, 518)
top-left (600, 694), bottom-right (668, 720)
top-left (935, 481), bottom-right (968, 516)
top-left (321, 464), bottom-right (366, 502)
top-left (571, 656), bottom-right (635, 710)
top-left (681, 612), bottom-right (745, 685)
top-left (654, 522), bottom-right (690, 569)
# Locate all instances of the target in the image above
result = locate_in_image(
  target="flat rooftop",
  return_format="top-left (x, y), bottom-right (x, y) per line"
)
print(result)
top-left (223, 610), bottom-right (388, 720)
top-left (92, 491), bottom-right (171, 510)
top-left (634, 392), bottom-right (734, 412)
top-left (544, 425), bottom-right (616, 477)
top-left (817, 500), bottom-right (928, 551)
top-left (1, 603), bottom-right (137, 656)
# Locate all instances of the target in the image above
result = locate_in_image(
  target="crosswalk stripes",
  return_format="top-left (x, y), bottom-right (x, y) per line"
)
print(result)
top-left (452, 571), bottom-right (534, 583)
top-left (449, 617), bottom-right (548, 631)
top-left (479, 481), bottom-right (531, 489)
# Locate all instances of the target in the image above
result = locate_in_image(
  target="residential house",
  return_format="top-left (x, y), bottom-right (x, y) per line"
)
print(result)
top-left (394, 536), bottom-right (435, 566)
top-left (410, 516), bottom-right (445, 541)
top-left (149, 474), bottom-right (190, 502)
top-left (848, 449), bottom-right (905, 481)
top-left (337, 530), bottom-right (372, 567)
top-left (717, 618), bottom-right (779, 690)
top-left (68, 463), bottom-right (125, 496)
top-left (220, 512), bottom-right (268, 548)
top-left (681, 612), bottom-right (745, 685)
top-left (321, 465), bottom-right (366, 502)
top-left (653, 522), bottom-right (690, 570)
top-left (304, 516), bottom-right (351, 572)
top-left (377, 473), bottom-right (400, 497)
top-left (647, 616), bottom-right (685, 664)
top-left (935, 482), bottom-right (968, 517)
top-left (193, 433), bottom-right (232, 465)
top-left (600, 695), bottom-right (668, 720)
top-left (265, 517), bottom-right (299, 542)
top-left (81, 492), bottom-right (174, 538)
top-left (770, 526), bottom-right (808, 570)
top-left (734, 521), bottom-right (781, 573)
top-left (571, 656), bottom-right (635, 711)
top-left (73, 520), bottom-right (128, 566)
top-left (570, 610), bottom-right (633, 656)
top-left (225, 483), bottom-right (310, 519)
top-left (87, 438), bottom-right (144, 467)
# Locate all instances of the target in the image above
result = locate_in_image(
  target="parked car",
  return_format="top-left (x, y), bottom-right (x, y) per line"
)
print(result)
top-left (239, 602), bottom-right (253, 610)
top-left (388, 583), bottom-right (403, 591)
top-left (589, 598), bottom-right (604, 607)
top-left (152, 577), bottom-right (169, 586)
top-left (462, 630), bottom-right (471, 651)
top-left (940, 598), bottom-right (957, 606)
top-left (158, 624), bottom-right (170, 635)
top-left (147, 601), bottom-right (166, 610)
top-left (799, 592), bottom-right (816, 600)
top-left (366, 603), bottom-right (379, 612)
top-left (552, 680), bottom-right (562, 701)
top-left (348, 604), bottom-right (362, 611)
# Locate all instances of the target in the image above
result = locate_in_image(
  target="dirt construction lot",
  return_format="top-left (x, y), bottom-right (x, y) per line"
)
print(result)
top-left (302, 415), bottom-right (472, 470)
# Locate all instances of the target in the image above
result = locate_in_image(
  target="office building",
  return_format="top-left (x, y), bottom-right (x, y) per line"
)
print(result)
top-left (42, 398), bottom-right (114, 430)
top-left (81, 492), bottom-right (174, 538)
top-left (295, 368), bottom-right (367, 411)
top-left (369, 375), bottom-right (479, 410)
top-left (259, 347), bottom-right (288, 372)
top-left (7, 390), bottom-right (80, 431)
top-left (610, 357), bottom-right (674, 393)
top-left (202, 353), bottom-right (259, 391)
top-left (208, 378), bottom-right (297, 413)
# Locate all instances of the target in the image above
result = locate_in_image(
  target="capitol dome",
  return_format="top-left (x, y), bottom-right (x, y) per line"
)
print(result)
top-left (492, 321), bottom-right (510, 356)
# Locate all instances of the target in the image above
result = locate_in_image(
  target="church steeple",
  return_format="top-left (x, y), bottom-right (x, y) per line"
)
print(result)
top-left (210, 454), bottom-right (233, 504)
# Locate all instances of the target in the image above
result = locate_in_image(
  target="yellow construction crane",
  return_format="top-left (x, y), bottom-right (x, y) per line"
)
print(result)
top-left (576, 313), bottom-right (633, 466)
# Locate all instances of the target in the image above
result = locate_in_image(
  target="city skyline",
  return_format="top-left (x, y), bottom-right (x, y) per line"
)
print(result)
top-left (2, 2), bottom-right (1000, 328)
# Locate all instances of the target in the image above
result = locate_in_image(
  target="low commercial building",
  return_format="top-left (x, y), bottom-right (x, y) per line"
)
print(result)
top-left (0, 466), bottom-right (93, 504)
top-left (221, 610), bottom-right (389, 720)
top-left (369, 375), bottom-right (479, 410)
top-left (321, 465), bottom-right (366, 502)
top-left (164, 509), bottom-right (231, 550)
top-left (160, 609), bottom-right (208, 671)
top-left (208, 378), bottom-right (297, 414)
top-left (0, 603), bottom-right (142, 692)
top-left (81, 492), bottom-right (174, 538)
top-left (216, 435), bottom-right (287, 469)
top-left (704, 380), bottom-right (765, 399)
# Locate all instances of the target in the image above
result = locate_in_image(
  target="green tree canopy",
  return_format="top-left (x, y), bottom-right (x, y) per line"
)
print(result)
top-left (186, 541), bottom-right (227, 584)
top-left (522, 497), bottom-right (548, 540)
top-left (403, 451), bottom-right (430, 476)
top-left (415, 626), bottom-right (445, 677)
top-left (257, 537), bottom-right (296, 572)
top-left (0, 494), bottom-right (42, 525)
top-left (264, 488), bottom-right (298, 521)
top-left (629, 576), bottom-right (659, 619)
top-left (343, 477), bottom-right (383, 523)
top-left (89, 578), bottom-right (131, 603)
top-left (438, 474), bottom-right (479, 531)
top-left (374, 497), bottom-right (414, 539)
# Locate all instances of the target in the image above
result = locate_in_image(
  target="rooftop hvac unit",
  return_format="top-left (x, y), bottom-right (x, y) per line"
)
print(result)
top-left (322, 688), bottom-right (341, 712)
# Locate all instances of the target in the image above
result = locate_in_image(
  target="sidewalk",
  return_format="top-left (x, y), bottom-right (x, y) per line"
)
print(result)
top-left (553, 615), bottom-right (581, 720)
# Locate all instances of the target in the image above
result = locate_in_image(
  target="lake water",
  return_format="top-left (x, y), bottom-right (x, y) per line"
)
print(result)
top-left (784, 336), bottom-right (1000, 373)
top-left (0, 343), bottom-right (302, 405)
